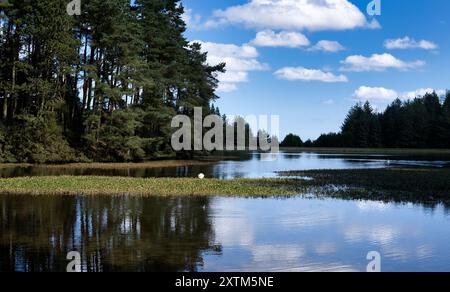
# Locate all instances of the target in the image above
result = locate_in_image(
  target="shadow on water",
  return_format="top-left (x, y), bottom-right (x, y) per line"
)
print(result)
top-left (0, 195), bottom-right (219, 272)
top-left (1, 152), bottom-right (449, 179)
top-left (0, 164), bottom-right (219, 178)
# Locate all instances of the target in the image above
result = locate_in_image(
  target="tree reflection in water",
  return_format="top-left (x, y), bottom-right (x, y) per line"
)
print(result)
top-left (0, 195), bottom-right (219, 272)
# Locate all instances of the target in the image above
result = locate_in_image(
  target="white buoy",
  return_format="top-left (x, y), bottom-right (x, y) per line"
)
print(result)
top-left (198, 173), bottom-right (205, 180)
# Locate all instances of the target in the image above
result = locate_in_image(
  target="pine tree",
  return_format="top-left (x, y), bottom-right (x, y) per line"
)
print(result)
top-left (0, 0), bottom-right (225, 162)
top-left (280, 134), bottom-right (303, 148)
top-left (438, 92), bottom-right (450, 148)
top-left (423, 92), bottom-right (442, 147)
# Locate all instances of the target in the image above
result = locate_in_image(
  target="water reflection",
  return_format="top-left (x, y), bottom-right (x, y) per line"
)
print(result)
top-left (1, 195), bottom-right (450, 272)
top-left (1, 152), bottom-right (449, 179)
top-left (0, 195), bottom-right (217, 272)
top-left (204, 198), bottom-right (450, 272)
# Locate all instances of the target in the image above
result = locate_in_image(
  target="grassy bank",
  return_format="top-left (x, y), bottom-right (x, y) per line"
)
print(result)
top-left (0, 176), bottom-right (304, 197)
top-left (280, 168), bottom-right (450, 203)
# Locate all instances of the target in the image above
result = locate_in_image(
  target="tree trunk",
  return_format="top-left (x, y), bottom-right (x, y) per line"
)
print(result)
top-left (81, 33), bottom-right (89, 113)
top-left (86, 45), bottom-right (96, 111)
top-left (1, 96), bottom-right (8, 122)
top-left (9, 59), bottom-right (16, 120)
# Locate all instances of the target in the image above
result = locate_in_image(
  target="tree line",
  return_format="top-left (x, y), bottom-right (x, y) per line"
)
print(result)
top-left (0, 0), bottom-right (224, 163)
top-left (281, 92), bottom-right (450, 149)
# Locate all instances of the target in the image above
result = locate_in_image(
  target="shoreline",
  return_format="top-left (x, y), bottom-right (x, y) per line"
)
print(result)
top-left (279, 147), bottom-right (450, 156)
top-left (0, 160), bottom-right (216, 170)
top-left (2, 148), bottom-right (450, 169)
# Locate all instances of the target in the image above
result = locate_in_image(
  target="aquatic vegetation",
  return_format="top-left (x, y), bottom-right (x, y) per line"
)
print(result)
top-left (0, 168), bottom-right (449, 204)
top-left (280, 168), bottom-right (450, 204)
top-left (0, 176), bottom-right (305, 197)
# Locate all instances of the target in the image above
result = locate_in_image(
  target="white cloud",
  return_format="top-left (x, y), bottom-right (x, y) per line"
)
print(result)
top-left (367, 19), bottom-right (382, 30)
top-left (250, 30), bottom-right (310, 48)
top-left (198, 41), bottom-right (259, 59)
top-left (275, 67), bottom-right (348, 83)
top-left (314, 242), bottom-right (337, 255)
top-left (309, 40), bottom-right (345, 52)
top-left (341, 53), bottom-right (425, 72)
top-left (205, 0), bottom-right (376, 31)
top-left (216, 83), bottom-right (238, 93)
top-left (183, 8), bottom-right (203, 30)
top-left (322, 99), bottom-right (335, 105)
top-left (344, 225), bottom-right (399, 245)
top-left (354, 86), bottom-right (446, 103)
top-left (401, 88), bottom-right (446, 100)
top-left (356, 201), bottom-right (390, 212)
top-left (384, 36), bottom-right (438, 50)
top-left (196, 41), bottom-right (268, 93)
top-left (251, 244), bottom-right (306, 264)
top-left (354, 86), bottom-right (398, 102)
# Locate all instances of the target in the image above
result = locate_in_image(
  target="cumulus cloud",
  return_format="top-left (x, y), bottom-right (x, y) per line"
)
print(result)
top-left (198, 41), bottom-right (259, 59)
top-left (251, 244), bottom-right (306, 263)
top-left (196, 41), bottom-right (268, 93)
top-left (354, 86), bottom-right (446, 103)
top-left (401, 88), bottom-right (446, 100)
top-left (275, 67), bottom-right (348, 83)
top-left (354, 86), bottom-right (398, 102)
top-left (341, 53), bottom-right (425, 72)
top-left (309, 40), bottom-right (346, 52)
top-left (367, 19), bottom-right (382, 30)
top-left (384, 37), bottom-right (438, 50)
top-left (204, 0), bottom-right (376, 31)
top-left (183, 8), bottom-right (203, 30)
top-left (216, 83), bottom-right (238, 93)
top-left (250, 30), bottom-right (310, 48)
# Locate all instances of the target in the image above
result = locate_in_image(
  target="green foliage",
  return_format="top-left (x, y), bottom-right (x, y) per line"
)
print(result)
top-left (82, 106), bottom-right (177, 162)
top-left (313, 93), bottom-right (450, 149)
top-left (340, 101), bottom-right (381, 148)
top-left (280, 133), bottom-right (303, 147)
top-left (0, 0), bottom-right (224, 163)
top-left (83, 109), bottom-right (143, 162)
top-left (314, 133), bottom-right (344, 148)
top-left (303, 139), bottom-right (313, 147)
top-left (7, 113), bottom-right (83, 163)
top-left (0, 126), bottom-right (14, 162)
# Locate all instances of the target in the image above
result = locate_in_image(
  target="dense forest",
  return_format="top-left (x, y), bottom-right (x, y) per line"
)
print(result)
top-left (0, 0), bottom-right (224, 163)
top-left (1, 2), bottom-right (449, 164)
top-left (282, 92), bottom-right (450, 149)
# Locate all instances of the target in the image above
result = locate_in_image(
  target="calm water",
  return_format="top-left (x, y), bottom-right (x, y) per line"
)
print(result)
top-left (1, 152), bottom-right (449, 179)
top-left (1, 195), bottom-right (449, 272)
top-left (1, 152), bottom-right (450, 272)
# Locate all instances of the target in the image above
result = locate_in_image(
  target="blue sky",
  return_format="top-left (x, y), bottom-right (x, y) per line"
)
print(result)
top-left (181, 0), bottom-right (450, 140)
